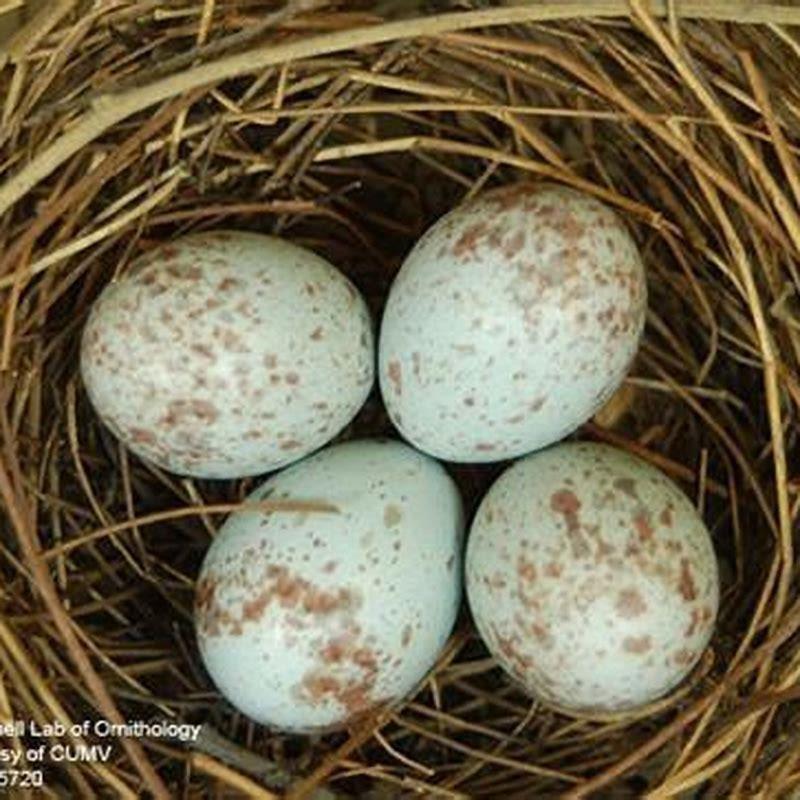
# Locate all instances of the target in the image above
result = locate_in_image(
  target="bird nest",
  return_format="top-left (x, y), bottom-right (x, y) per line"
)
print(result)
top-left (2, 2), bottom-right (800, 798)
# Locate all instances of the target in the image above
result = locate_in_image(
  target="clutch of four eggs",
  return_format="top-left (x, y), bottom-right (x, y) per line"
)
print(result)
top-left (81, 184), bottom-right (719, 731)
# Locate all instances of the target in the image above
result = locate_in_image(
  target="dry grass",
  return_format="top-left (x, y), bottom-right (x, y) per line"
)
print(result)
top-left (2, 1), bottom-right (800, 797)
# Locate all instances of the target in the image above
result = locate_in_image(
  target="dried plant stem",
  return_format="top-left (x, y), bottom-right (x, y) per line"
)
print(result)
top-left (190, 752), bottom-right (280, 799)
top-left (3, 2), bottom-right (800, 219)
top-left (0, 450), bottom-right (170, 798)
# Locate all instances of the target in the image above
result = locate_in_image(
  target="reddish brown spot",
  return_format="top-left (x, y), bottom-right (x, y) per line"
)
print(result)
top-left (485, 183), bottom-right (537, 211)
top-left (550, 490), bottom-right (585, 553)
top-left (616, 589), bottom-right (647, 618)
top-left (300, 674), bottom-right (341, 701)
top-left (660, 505), bottom-right (674, 527)
top-left (487, 573), bottom-right (506, 589)
top-left (452, 221), bottom-right (490, 259)
top-left (303, 586), bottom-right (357, 615)
top-left (321, 640), bottom-right (347, 663)
top-left (531, 623), bottom-right (551, 645)
top-left (614, 477), bottom-right (638, 499)
top-left (217, 277), bottom-right (239, 291)
top-left (494, 629), bottom-right (532, 675)
top-left (517, 555), bottom-right (537, 584)
top-left (622, 635), bottom-right (652, 654)
top-left (263, 354), bottom-right (277, 369)
top-left (196, 565), bottom-right (360, 636)
top-left (625, 542), bottom-right (642, 558)
top-left (296, 633), bottom-right (379, 715)
top-left (475, 443), bottom-right (495, 452)
top-left (596, 307), bottom-right (615, 326)
top-left (679, 558), bottom-right (697, 601)
top-left (633, 513), bottom-right (654, 542)
top-left (310, 326), bottom-right (324, 341)
top-left (191, 343), bottom-right (215, 360)
top-left (280, 439), bottom-right (302, 451)
top-left (322, 560), bottom-right (338, 574)
top-left (195, 576), bottom-right (216, 619)
top-left (242, 593), bottom-right (270, 622)
top-left (401, 625), bottom-right (413, 646)
top-left (502, 229), bottom-right (526, 259)
top-left (220, 327), bottom-right (247, 352)
top-left (387, 360), bottom-right (402, 396)
top-left (544, 562), bottom-right (563, 578)
top-left (161, 399), bottom-right (218, 427)
top-left (160, 245), bottom-right (179, 260)
top-left (383, 504), bottom-right (402, 527)
top-left (285, 372), bottom-right (300, 385)
top-left (685, 608), bottom-right (702, 637)
top-left (674, 648), bottom-right (695, 666)
top-left (595, 536), bottom-right (615, 561)
top-left (129, 427), bottom-right (157, 446)
top-left (166, 263), bottom-right (203, 282)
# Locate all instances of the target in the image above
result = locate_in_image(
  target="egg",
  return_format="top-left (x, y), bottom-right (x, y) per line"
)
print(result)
top-left (465, 442), bottom-right (719, 714)
top-left (81, 231), bottom-right (374, 478)
top-left (378, 183), bottom-right (646, 462)
top-left (195, 439), bottom-right (464, 732)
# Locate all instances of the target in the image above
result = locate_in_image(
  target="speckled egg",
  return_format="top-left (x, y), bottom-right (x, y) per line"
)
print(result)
top-left (378, 183), bottom-right (646, 462)
top-left (195, 439), bottom-right (464, 732)
top-left (81, 231), bottom-right (374, 478)
top-left (466, 442), bottom-right (719, 714)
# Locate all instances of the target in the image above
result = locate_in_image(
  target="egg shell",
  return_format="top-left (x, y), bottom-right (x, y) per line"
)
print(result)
top-left (466, 442), bottom-right (719, 714)
top-left (195, 439), bottom-right (464, 732)
top-left (378, 183), bottom-right (646, 462)
top-left (81, 231), bottom-right (374, 478)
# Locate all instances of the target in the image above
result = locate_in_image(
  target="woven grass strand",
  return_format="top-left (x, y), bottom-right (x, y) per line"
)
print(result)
top-left (2, 2), bottom-right (800, 218)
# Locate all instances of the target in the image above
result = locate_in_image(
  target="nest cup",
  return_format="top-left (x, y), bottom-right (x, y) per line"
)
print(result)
top-left (1, 2), bottom-right (800, 797)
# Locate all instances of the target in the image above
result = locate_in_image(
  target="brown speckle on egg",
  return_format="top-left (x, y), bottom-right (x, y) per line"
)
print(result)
top-left (387, 360), bottom-right (402, 396)
top-left (383, 504), bottom-right (402, 527)
top-left (616, 589), bottom-right (647, 618)
top-left (161, 399), bottom-right (219, 428)
top-left (679, 558), bottom-right (698, 601)
top-left (633, 512), bottom-right (654, 542)
top-left (622, 635), bottom-right (652, 654)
